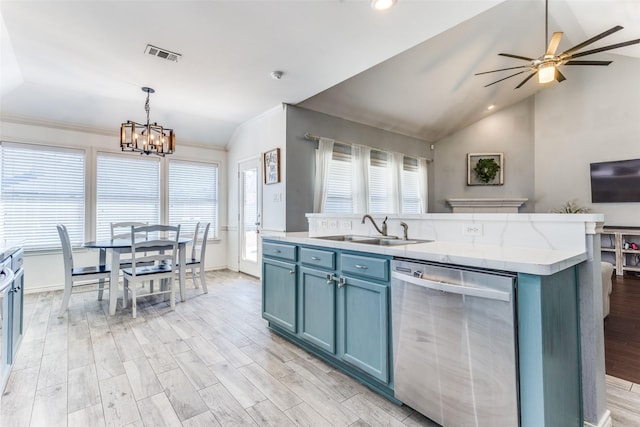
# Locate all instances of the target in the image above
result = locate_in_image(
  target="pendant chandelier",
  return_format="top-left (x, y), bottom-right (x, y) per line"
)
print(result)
top-left (120, 87), bottom-right (175, 156)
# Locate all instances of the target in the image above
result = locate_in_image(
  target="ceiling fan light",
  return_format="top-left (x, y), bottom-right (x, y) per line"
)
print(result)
top-left (538, 64), bottom-right (555, 84)
top-left (371, 0), bottom-right (396, 11)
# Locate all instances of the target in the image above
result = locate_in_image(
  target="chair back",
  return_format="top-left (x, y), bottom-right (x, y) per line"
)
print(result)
top-left (111, 221), bottom-right (148, 239)
top-left (56, 224), bottom-right (74, 272)
top-left (191, 222), bottom-right (210, 262)
top-left (129, 224), bottom-right (180, 278)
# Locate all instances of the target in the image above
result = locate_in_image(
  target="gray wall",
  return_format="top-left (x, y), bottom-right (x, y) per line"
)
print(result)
top-left (432, 98), bottom-right (536, 212)
top-left (284, 105), bottom-right (433, 231)
top-left (534, 54), bottom-right (640, 225)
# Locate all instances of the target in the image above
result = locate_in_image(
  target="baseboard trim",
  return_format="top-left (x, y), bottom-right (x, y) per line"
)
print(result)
top-left (584, 410), bottom-right (612, 427)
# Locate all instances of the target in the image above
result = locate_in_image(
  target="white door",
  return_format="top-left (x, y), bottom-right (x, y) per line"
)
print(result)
top-left (239, 158), bottom-right (262, 277)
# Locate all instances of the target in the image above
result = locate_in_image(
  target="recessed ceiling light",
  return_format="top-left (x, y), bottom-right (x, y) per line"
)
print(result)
top-left (487, 104), bottom-right (495, 110)
top-left (371, 0), bottom-right (397, 11)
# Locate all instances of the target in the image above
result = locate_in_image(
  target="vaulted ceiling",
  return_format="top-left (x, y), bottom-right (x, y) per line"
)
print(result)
top-left (1, 1), bottom-right (638, 149)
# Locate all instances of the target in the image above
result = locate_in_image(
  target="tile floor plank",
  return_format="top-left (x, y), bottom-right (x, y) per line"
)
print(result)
top-left (137, 392), bottom-right (182, 427)
top-left (198, 382), bottom-right (258, 426)
top-left (30, 383), bottom-right (67, 427)
top-left (157, 367), bottom-right (209, 421)
top-left (99, 373), bottom-right (141, 426)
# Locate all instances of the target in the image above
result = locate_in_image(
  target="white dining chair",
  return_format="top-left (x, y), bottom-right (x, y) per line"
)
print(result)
top-left (121, 224), bottom-right (180, 318)
top-left (110, 221), bottom-right (148, 266)
top-left (184, 222), bottom-right (210, 294)
top-left (57, 224), bottom-right (111, 318)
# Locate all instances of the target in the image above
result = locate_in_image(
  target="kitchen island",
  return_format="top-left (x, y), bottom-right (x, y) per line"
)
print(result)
top-left (262, 213), bottom-right (609, 427)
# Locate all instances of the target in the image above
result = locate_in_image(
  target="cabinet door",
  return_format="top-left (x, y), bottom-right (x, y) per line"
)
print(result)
top-left (339, 276), bottom-right (389, 383)
top-left (300, 267), bottom-right (336, 353)
top-left (262, 258), bottom-right (297, 333)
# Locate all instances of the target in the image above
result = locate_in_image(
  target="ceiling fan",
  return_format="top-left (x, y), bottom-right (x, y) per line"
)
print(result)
top-left (476, 0), bottom-right (640, 89)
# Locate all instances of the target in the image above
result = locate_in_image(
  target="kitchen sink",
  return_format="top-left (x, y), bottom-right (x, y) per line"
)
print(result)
top-left (313, 235), bottom-right (431, 246)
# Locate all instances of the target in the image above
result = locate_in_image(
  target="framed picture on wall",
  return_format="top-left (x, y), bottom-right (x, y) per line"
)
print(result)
top-left (467, 153), bottom-right (504, 186)
top-left (264, 148), bottom-right (280, 184)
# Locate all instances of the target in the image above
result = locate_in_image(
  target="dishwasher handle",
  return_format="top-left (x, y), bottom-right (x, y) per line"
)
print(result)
top-left (391, 271), bottom-right (511, 302)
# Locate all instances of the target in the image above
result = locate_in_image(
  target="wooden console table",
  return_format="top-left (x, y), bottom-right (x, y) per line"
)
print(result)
top-left (601, 226), bottom-right (640, 276)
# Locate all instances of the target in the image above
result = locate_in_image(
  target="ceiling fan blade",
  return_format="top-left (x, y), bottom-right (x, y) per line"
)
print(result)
top-left (565, 38), bottom-right (640, 60)
top-left (564, 60), bottom-right (612, 66)
top-left (515, 71), bottom-right (537, 89)
top-left (559, 25), bottom-right (624, 57)
top-left (498, 53), bottom-right (534, 62)
top-left (555, 68), bottom-right (567, 83)
top-left (475, 65), bottom-right (530, 76)
top-left (484, 70), bottom-right (528, 87)
top-left (546, 32), bottom-right (563, 56)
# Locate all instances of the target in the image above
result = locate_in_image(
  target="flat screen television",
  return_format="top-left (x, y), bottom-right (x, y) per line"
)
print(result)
top-left (590, 158), bottom-right (640, 203)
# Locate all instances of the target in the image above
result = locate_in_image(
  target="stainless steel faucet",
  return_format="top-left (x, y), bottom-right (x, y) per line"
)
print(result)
top-left (399, 222), bottom-right (409, 240)
top-left (361, 215), bottom-right (388, 236)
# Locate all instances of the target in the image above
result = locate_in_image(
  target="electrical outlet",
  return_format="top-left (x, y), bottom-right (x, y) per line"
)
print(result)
top-left (340, 220), bottom-right (352, 230)
top-left (320, 220), bottom-right (328, 228)
top-left (329, 220), bottom-right (338, 230)
top-left (463, 224), bottom-right (483, 236)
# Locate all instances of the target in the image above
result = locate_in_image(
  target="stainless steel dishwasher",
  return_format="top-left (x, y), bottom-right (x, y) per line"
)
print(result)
top-left (391, 258), bottom-right (519, 427)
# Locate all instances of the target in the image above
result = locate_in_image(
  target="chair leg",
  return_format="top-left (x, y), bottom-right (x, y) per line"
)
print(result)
top-left (131, 284), bottom-right (137, 318)
top-left (58, 279), bottom-right (73, 318)
top-left (169, 278), bottom-right (175, 311)
top-left (123, 278), bottom-right (129, 308)
top-left (200, 267), bottom-right (208, 294)
top-left (192, 268), bottom-right (200, 289)
top-left (98, 278), bottom-right (105, 301)
top-left (150, 280), bottom-right (154, 294)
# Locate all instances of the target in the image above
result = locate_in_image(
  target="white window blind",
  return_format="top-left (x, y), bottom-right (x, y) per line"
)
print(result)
top-left (0, 142), bottom-right (85, 250)
top-left (318, 142), bottom-right (428, 215)
top-left (402, 157), bottom-right (421, 214)
top-left (324, 145), bottom-right (353, 213)
top-left (369, 151), bottom-right (390, 214)
top-left (168, 160), bottom-right (218, 238)
top-left (96, 154), bottom-right (160, 240)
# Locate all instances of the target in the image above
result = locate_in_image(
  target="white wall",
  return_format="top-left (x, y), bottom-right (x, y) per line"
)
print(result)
top-left (432, 98), bottom-right (536, 213)
top-left (534, 54), bottom-right (640, 226)
top-left (226, 105), bottom-right (287, 271)
top-left (0, 119), bottom-right (228, 292)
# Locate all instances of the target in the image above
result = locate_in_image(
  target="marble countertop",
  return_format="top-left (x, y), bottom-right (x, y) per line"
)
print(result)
top-left (265, 232), bottom-right (587, 276)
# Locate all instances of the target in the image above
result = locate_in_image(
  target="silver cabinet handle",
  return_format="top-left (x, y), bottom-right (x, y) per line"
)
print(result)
top-left (326, 273), bottom-right (336, 285)
top-left (338, 276), bottom-right (347, 288)
top-left (311, 256), bottom-right (321, 261)
top-left (289, 270), bottom-right (295, 275)
top-left (355, 264), bottom-right (368, 270)
top-left (273, 249), bottom-right (281, 253)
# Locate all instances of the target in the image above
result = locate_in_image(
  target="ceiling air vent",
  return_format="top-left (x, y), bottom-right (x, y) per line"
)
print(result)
top-left (144, 44), bottom-right (181, 62)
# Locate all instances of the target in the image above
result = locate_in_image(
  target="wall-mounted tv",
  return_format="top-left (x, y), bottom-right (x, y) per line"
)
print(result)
top-left (590, 158), bottom-right (640, 203)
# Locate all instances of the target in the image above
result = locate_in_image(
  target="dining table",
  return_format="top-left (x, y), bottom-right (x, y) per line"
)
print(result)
top-left (83, 237), bottom-right (192, 315)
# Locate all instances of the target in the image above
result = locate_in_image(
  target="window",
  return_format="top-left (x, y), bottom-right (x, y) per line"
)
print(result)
top-left (317, 143), bottom-right (427, 214)
top-left (402, 157), bottom-right (421, 214)
top-left (324, 144), bottom-right (354, 213)
top-left (96, 153), bottom-right (160, 240)
top-left (369, 150), bottom-right (390, 214)
top-left (0, 142), bottom-right (85, 250)
top-left (168, 160), bottom-right (218, 238)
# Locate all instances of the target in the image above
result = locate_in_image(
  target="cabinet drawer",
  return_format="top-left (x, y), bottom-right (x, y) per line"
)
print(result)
top-left (263, 242), bottom-right (297, 261)
top-left (300, 247), bottom-right (335, 270)
top-left (341, 254), bottom-right (389, 281)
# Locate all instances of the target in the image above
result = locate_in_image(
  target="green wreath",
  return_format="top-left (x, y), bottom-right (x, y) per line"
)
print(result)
top-left (473, 158), bottom-right (500, 183)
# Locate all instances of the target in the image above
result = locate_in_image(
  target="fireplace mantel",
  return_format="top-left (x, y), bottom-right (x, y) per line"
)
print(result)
top-left (446, 198), bottom-right (528, 213)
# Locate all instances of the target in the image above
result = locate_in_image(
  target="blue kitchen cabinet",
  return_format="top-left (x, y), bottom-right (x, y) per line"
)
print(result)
top-left (262, 256), bottom-right (297, 333)
top-left (339, 274), bottom-right (389, 383)
top-left (262, 239), bottom-right (394, 398)
top-left (300, 266), bottom-right (336, 353)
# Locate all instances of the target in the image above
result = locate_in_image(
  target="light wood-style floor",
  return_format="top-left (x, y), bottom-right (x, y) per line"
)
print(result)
top-left (1, 270), bottom-right (638, 426)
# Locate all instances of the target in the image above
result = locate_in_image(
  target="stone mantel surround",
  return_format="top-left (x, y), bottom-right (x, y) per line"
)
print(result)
top-left (446, 197), bottom-right (528, 213)
top-left (298, 213), bottom-right (609, 427)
